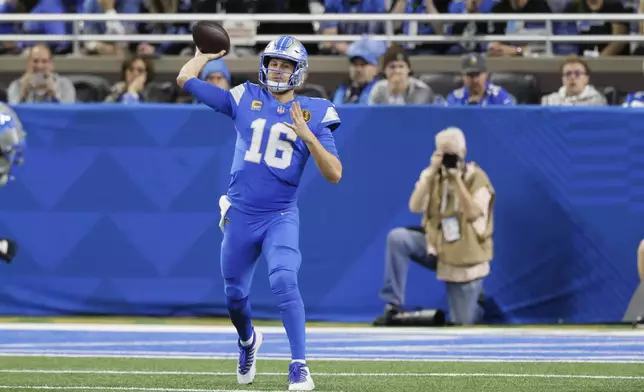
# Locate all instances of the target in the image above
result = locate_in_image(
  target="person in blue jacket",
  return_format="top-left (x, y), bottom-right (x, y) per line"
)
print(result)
top-left (332, 37), bottom-right (387, 106)
top-left (446, 53), bottom-right (516, 106)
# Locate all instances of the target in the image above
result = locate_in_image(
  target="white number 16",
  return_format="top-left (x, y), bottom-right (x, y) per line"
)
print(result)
top-left (244, 118), bottom-right (297, 169)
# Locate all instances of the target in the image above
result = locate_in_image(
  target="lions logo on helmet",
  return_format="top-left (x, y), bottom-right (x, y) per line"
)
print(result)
top-left (259, 35), bottom-right (308, 93)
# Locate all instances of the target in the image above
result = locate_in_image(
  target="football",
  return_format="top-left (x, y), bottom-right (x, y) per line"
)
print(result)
top-left (191, 21), bottom-right (231, 55)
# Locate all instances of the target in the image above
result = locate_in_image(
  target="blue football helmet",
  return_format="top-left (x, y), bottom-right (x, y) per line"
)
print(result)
top-left (259, 36), bottom-right (308, 93)
top-left (0, 104), bottom-right (26, 186)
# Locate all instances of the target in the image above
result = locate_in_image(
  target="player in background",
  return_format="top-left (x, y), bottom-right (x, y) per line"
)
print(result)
top-left (176, 36), bottom-right (342, 391)
top-left (0, 103), bottom-right (26, 263)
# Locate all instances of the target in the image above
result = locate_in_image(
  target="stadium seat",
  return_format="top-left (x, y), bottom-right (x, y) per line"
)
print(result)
top-left (597, 85), bottom-right (618, 105)
top-left (66, 74), bottom-right (111, 103)
top-left (145, 81), bottom-right (179, 103)
top-left (296, 83), bottom-right (329, 99)
top-left (488, 73), bottom-right (541, 104)
top-left (419, 73), bottom-right (461, 98)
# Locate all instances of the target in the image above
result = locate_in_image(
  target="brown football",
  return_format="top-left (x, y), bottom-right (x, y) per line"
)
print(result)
top-left (191, 21), bottom-right (231, 55)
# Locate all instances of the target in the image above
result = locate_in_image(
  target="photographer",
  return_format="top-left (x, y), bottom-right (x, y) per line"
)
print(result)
top-left (375, 127), bottom-right (494, 326)
top-left (7, 44), bottom-right (76, 104)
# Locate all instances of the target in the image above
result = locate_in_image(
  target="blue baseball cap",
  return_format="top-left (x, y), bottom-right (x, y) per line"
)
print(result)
top-left (347, 37), bottom-right (387, 66)
top-left (200, 59), bottom-right (231, 83)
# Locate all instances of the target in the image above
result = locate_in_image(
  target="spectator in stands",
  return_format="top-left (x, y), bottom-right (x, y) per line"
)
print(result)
top-left (368, 44), bottom-right (434, 105)
top-left (332, 37), bottom-right (386, 105)
top-left (0, 1), bottom-right (15, 54)
top-left (104, 55), bottom-right (155, 103)
top-left (488, 0), bottom-right (553, 57)
top-left (320, 0), bottom-right (387, 55)
top-left (562, 0), bottom-right (629, 56)
top-left (7, 44), bottom-right (76, 104)
top-left (375, 127), bottom-right (494, 326)
top-left (200, 59), bottom-right (231, 90)
top-left (623, 61), bottom-right (644, 107)
top-left (135, 0), bottom-right (194, 56)
top-left (623, 92), bottom-right (644, 107)
top-left (188, 58), bottom-right (231, 105)
top-left (635, 1), bottom-right (644, 55)
top-left (254, 0), bottom-right (320, 56)
top-left (445, 53), bottom-right (516, 105)
top-left (390, 0), bottom-right (451, 55)
top-left (81, 0), bottom-right (141, 55)
top-left (0, 0), bottom-right (69, 55)
top-left (445, 0), bottom-right (496, 54)
top-left (541, 56), bottom-right (607, 106)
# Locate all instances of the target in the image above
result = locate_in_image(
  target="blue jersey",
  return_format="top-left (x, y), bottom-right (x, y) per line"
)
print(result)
top-left (623, 92), bottom-right (644, 107)
top-left (223, 82), bottom-right (341, 214)
top-left (446, 83), bottom-right (516, 106)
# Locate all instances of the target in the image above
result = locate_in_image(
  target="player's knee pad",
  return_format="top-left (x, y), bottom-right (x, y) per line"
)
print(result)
top-left (268, 267), bottom-right (299, 296)
top-left (224, 279), bottom-right (247, 301)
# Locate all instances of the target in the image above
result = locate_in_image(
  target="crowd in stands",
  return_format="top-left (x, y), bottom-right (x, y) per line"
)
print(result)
top-left (5, 39), bottom-right (644, 107)
top-left (0, 0), bottom-right (643, 57)
top-left (1, 0), bottom-right (644, 106)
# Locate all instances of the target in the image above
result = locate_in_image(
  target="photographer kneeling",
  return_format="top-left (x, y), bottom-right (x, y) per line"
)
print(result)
top-left (375, 127), bottom-right (495, 326)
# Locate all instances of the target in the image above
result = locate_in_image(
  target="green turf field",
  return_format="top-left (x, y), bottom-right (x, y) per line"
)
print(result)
top-left (0, 318), bottom-right (642, 392)
top-left (1, 356), bottom-right (643, 392)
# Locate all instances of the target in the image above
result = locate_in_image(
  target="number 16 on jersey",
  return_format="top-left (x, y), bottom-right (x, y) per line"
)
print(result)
top-left (244, 118), bottom-right (298, 170)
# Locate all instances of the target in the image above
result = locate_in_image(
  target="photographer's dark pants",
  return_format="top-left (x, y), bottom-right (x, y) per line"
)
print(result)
top-left (379, 227), bottom-right (484, 325)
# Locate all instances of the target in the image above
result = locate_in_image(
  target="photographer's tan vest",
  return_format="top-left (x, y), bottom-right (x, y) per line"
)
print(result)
top-left (423, 162), bottom-right (495, 282)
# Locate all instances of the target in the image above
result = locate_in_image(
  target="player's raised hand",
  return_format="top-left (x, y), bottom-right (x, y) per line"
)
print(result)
top-left (177, 48), bottom-right (226, 88)
top-left (195, 47), bottom-right (227, 61)
top-left (284, 102), bottom-right (314, 143)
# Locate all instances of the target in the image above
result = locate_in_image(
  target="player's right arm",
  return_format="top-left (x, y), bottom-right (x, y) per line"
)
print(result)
top-left (176, 49), bottom-right (238, 117)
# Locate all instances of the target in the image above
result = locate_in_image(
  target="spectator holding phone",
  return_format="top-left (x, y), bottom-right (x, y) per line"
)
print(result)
top-left (375, 127), bottom-right (495, 326)
top-left (7, 44), bottom-right (76, 104)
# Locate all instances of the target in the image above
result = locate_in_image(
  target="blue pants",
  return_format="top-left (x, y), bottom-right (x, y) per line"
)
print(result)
top-left (220, 204), bottom-right (306, 360)
top-left (379, 227), bottom-right (484, 325)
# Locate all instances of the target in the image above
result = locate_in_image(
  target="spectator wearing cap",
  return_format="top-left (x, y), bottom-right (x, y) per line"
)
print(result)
top-left (332, 38), bottom-right (386, 106)
top-left (200, 59), bottom-right (231, 91)
top-left (368, 44), bottom-right (434, 105)
top-left (445, 53), bottom-right (515, 106)
top-left (191, 59), bottom-right (232, 106)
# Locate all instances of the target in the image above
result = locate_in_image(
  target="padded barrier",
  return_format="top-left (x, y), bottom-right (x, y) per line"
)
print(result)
top-left (0, 104), bottom-right (642, 324)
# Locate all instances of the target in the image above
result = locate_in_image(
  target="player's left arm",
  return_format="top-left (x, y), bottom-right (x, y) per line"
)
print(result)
top-left (284, 102), bottom-right (342, 184)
